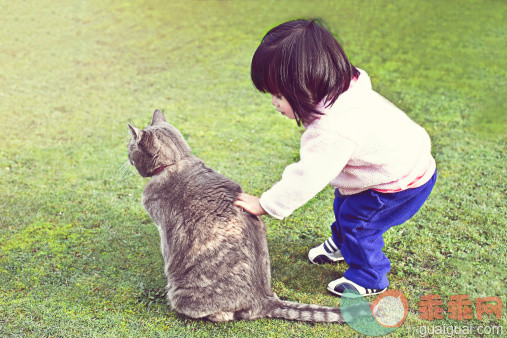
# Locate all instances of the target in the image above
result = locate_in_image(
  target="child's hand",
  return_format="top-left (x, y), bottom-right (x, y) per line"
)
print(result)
top-left (234, 193), bottom-right (267, 216)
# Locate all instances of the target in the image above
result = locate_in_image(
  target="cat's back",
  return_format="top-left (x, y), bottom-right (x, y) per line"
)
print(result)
top-left (142, 156), bottom-right (243, 224)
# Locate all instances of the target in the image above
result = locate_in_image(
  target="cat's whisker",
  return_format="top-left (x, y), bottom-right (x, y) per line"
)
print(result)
top-left (117, 163), bottom-right (126, 179)
top-left (118, 161), bottom-right (129, 173)
top-left (123, 164), bottom-right (132, 179)
top-left (119, 166), bottom-right (128, 180)
top-left (117, 160), bottom-right (132, 180)
top-left (121, 166), bottom-right (132, 180)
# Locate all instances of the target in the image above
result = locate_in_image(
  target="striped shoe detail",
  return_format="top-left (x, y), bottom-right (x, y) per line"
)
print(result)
top-left (323, 238), bottom-right (338, 254)
top-left (308, 237), bottom-right (344, 264)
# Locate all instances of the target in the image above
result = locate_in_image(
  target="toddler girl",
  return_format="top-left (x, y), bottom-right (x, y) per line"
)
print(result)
top-left (234, 19), bottom-right (436, 297)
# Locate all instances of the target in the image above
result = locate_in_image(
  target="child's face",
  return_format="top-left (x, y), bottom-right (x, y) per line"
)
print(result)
top-left (271, 94), bottom-right (296, 120)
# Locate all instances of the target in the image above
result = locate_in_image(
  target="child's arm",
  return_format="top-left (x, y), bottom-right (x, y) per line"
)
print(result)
top-left (234, 193), bottom-right (267, 216)
top-left (258, 129), bottom-right (355, 219)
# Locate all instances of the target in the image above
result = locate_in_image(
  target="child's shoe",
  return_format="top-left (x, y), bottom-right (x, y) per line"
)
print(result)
top-left (327, 277), bottom-right (387, 297)
top-left (308, 237), bottom-right (344, 264)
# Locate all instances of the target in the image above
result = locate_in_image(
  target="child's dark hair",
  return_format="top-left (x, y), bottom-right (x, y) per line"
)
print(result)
top-left (251, 19), bottom-right (360, 126)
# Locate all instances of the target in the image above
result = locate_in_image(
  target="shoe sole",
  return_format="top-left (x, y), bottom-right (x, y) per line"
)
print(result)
top-left (327, 286), bottom-right (387, 298)
top-left (309, 254), bottom-right (345, 265)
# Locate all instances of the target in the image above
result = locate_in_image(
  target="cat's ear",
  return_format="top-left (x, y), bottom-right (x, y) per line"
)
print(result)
top-left (151, 109), bottom-right (167, 126)
top-left (128, 124), bottom-right (142, 140)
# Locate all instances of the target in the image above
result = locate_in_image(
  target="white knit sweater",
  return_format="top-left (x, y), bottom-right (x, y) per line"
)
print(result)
top-left (259, 69), bottom-right (436, 220)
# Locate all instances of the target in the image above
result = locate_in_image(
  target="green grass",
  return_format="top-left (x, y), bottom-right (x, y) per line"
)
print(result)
top-left (1, 0), bottom-right (505, 336)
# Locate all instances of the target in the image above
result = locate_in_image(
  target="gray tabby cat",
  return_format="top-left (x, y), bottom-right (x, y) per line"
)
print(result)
top-left (127, 109), bottom-right (351, 323)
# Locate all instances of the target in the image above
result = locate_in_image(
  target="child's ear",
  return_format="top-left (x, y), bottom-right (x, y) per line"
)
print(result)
top-left (151, 109), bottom-right (167, 125)
top-left (128, 124), bottom-right (142, 140)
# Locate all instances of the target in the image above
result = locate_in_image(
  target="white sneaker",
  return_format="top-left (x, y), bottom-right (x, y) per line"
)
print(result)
top-left (327, 277), bottom-right (387, 297)
top-left (308, 237), bottom-right (344, 264)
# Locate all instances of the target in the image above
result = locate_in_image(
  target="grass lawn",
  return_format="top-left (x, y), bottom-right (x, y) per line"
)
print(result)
top-left (1, 0), bottom-right (505, 336)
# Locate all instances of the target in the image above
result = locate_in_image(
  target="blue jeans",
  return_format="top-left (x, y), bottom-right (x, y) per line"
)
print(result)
top-left (331, 170), bottom-right (437, 289)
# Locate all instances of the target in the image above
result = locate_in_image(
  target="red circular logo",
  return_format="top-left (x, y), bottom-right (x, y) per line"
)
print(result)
top-left (370, 290), bottom-right (409, 328)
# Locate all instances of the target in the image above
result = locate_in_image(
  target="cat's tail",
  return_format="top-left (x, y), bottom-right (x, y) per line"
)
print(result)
top-left (265, 298), bottom-right (370, 323)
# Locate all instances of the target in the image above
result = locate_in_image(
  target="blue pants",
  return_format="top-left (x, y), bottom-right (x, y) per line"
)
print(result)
top-left (331, 170), bottom-right (437, 289)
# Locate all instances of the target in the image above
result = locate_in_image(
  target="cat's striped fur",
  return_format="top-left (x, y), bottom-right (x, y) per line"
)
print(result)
top-left (127, 110), bottom-right (363, 323)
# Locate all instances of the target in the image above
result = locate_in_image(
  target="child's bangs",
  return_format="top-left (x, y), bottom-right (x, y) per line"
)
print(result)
top-left (251, 46), bottom-right (282, 95)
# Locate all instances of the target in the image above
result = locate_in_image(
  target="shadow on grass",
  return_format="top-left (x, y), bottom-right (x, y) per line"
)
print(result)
top-left (267, 234), bottom-right (346, 296)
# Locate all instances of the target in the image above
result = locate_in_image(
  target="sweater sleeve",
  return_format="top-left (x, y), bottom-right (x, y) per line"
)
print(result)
top-left (259, 129), bottom-right (355, 219)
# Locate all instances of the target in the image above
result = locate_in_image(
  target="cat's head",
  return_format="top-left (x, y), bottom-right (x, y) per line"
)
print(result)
top-left (127, 109), bottom-right (191, 177)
